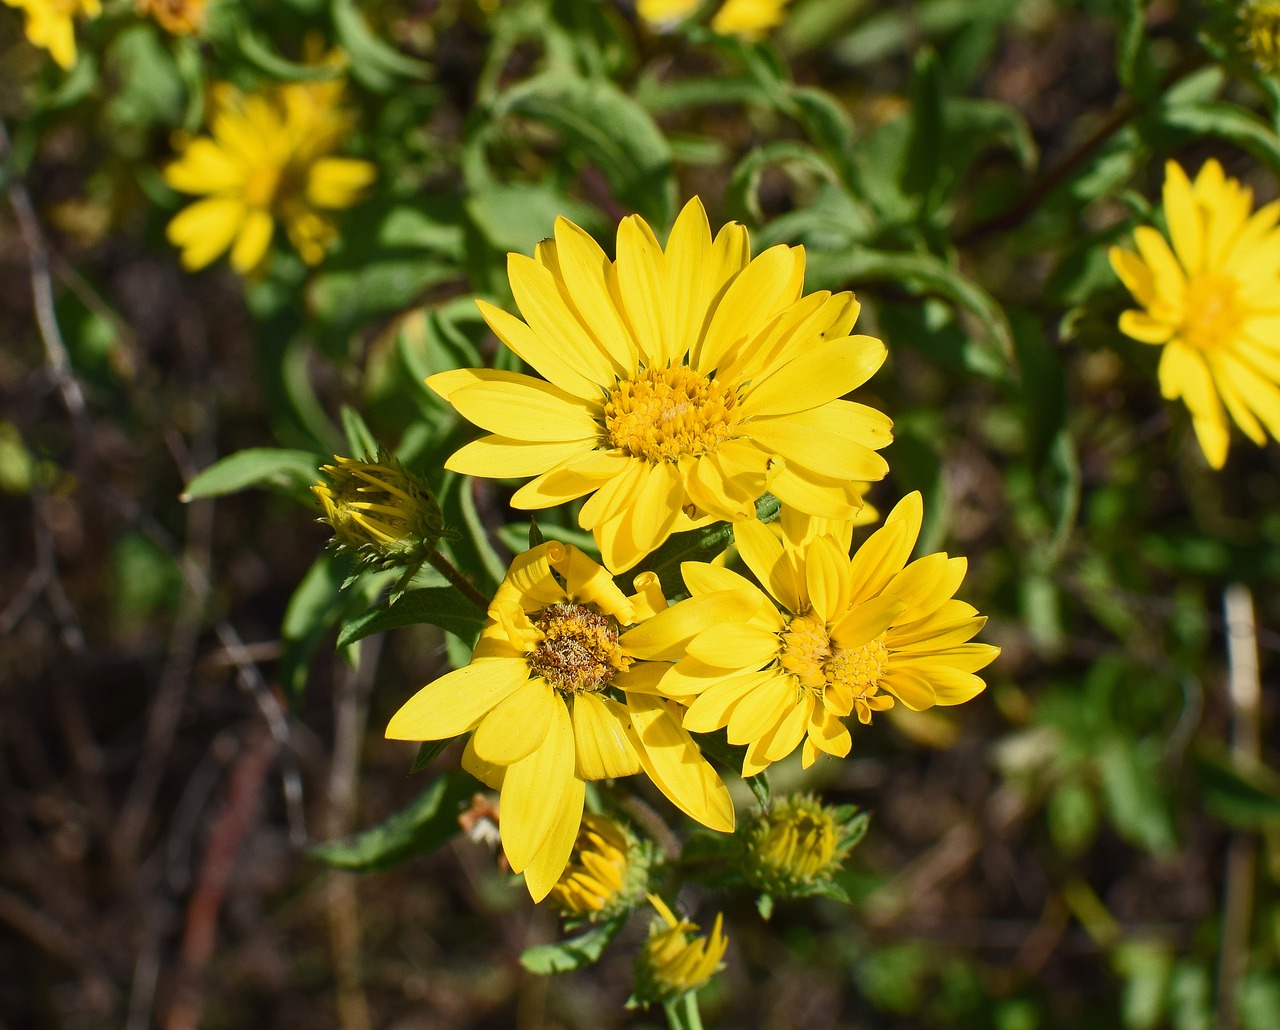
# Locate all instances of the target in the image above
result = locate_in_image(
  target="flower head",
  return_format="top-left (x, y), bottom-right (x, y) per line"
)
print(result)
top-left (650, 493), bottom-right (998, 776)
top-left (429, 197), bottom-right (891, 573)
top-left (313, 453), bottom-right (449, 568)
top-left (548, 813), bottom-right (651, 919)
top-left (137, 0), bottom-right (206, 36)
top-left (164, 78), bottom-right (376, 272)
top-left (711, 0), bottom-right (791, 40)
top-left (3, 0), bottom-right (100, 69)
top-left (633, 895), bottom-right (728, 1005)
top-left (386, 542), bottom-right (737, 900)
top-left (1110, 159), bottom-right (1280, 468)
top-left (636, 0), bottom-right (700, 31)
top-left (745, 794), bottom-right (865, 894)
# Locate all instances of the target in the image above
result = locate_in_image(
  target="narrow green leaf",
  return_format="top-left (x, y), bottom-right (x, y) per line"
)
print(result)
top-left (235, 25), bottom-right (343, 81)
top-left (1197, 749), bottom-right (1280, 827)
top-left (493, 72), bottom-right (675, 225)
top-left (519, 915), bottom-right (628, 975)
top-left (410, 739), bottom-right (452, 774)
top-left (182, 448), bottom-right (323, 501)
top-left (311, 773), bottom-right (474, 871)
top-left (331, 0), bottom-right (431, 92)
top-left (336, 586), bottom-right (487, 649)
top-left (339, 406), bottom-right (380, 461)
top-left (1157, 101), bottom-right (1280, 179)
top-left (727, 141), bottom-right (838, 224)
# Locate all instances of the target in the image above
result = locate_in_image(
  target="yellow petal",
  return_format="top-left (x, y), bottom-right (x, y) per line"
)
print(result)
top-left (508, 253), bottom-right (620, 385)
top-left (626, 695), bottom-right (735, 832)
top-left (500, 695), bottom-right (574, 871)
top-left (386, 658), bottom-right (530, 740)
top-left (450, 380), bottom-right (599, 442)
top-left (682, 670), bottom-right (774, 733)
top-left (696, 244), bottom-right (803, 373)
top-left (229, 208), bottom-right (274, 273)
top-left (475, 298), bottom-right (602, 400)
top-left (768, 458), bottom-right (865, 521)
top-left (572, 692), bottom-right (642, 779)
top-left (306, 157), bottom-right (376, 209)
top-left (663, 197), bottom-right (715, 354)
top-left (686, 622), bottom-right (780, 667)
top-left (830, 594), bottom-right (907, 649)
top-left (167, 197), bottom-right (247, 270)
top-left (1162, 160), bottom-right (1202, 276)
top-left (550, 216), bottom-right (639, 372)
top-left (805, 534), bottom-right (853, 624)
top-left (615, 213), bottom-right (671, 365)
top-left (471, 677), bottom-right (557, 765)
top-left (880, 669), bottom-right (938, 711)
top-left (447, 435), bottom-right (597, 480)
top-left (741, 335), bottom-right (887, 417)
top-left (619, 588), bottom-right (765, 660)
top-left (726, 675), bottom-right (794, 745)
top-left (733, 518), bottom-right (802, 612)
top-left (522, 775), bottom-right (586, 902)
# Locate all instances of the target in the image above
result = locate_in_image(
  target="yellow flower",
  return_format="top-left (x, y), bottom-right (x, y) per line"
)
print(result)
top-left (633, 895), bottom-right (728, 1004)
top-left (386, 542), bottom-right (738, 901)
top-left (1243, 1), bottom-right (1280, 73)
top-left (711, 0), bottom-right (791, 40)
top-left (164, 79), bottom-right (376, 272)
top-left (429, 197), bottom-right (892, 573)
top-left (3, 0), bottom-right (100, 69)
top-left (1110, 159), bottom-right (1280, 469)
top-left (748, 794), bottom-right (839, 887)
top-left (636, 0), bottom-right (700, 31)
top-left (137, 0), bottom-right (206, 36)
top-left (548, 813), bottom-right (646, 918)
top-left (652, 493), bottom-right (999, 776)
top-left (312, 453), bottom-right (448, 566)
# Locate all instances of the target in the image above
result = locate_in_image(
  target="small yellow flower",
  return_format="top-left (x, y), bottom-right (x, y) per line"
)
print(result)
top-left (548, 813), bottom-right (648, 919)
top-left (633, 895), bottom-right (728, 1004)
top-left (3, 0), bottom-right (100, 69)
top-left (164, 79), bottom-right (376, 272)
top-left (313, 453), bottom-right (448, 566)
top-left (651, 493), bottom-right (999, 776)
top-left (386, 542), bottom-right (737, 901)
top-left (429, 197), bottom-right (892, 573)
top-left (137, 0), bottom-right (206, 36)
top-left (636, 0), bottom-right (700, 30)
top-left (711, 0), bottom-right (791, 41)
top-left (1242, 1), bottom-right (1280, 73)
top-left (1110, 159), bottom-right (1280, 468)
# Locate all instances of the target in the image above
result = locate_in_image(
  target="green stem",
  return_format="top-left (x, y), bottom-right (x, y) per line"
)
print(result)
top-left (425, 549), bottom-right (491, 613)
top-left (663, 991), bottom-right (704, 1030)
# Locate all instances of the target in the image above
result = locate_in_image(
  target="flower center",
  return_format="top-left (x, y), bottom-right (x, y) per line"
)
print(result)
top-left (528, 602), bottom-right (629, 694)
top-left (779, 612), bottom-right (831, 691)
top-left (1182, 273), bottom-right (1244, 352)
top-left (826, 638), bottom-right (889, 697)
top-left (603, 365), bottom-right (737, 463)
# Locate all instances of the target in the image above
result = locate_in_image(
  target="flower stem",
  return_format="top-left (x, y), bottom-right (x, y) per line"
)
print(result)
top-left (426, 549), bottom-right (491, 613)
top-left (663, 991), bottom-right (704, 1030)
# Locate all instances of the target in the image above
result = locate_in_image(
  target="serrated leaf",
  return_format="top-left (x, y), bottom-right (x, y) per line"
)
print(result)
top-left (336, 587), bottom-right (487, 649)
top-left (1197, 749), bottom-right (1280, 827)
top-left (519, 915), bottom-right (628, 975)
top-left (493, 72), bottom-right (674, 225)
top-left (182, 448), bottom-right (323, 501)
top-left (311, 773), bottom-right (473, 871)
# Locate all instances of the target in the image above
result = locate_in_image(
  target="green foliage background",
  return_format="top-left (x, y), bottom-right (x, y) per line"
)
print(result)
top-left (2, 0), bottom-right (1279, 1027)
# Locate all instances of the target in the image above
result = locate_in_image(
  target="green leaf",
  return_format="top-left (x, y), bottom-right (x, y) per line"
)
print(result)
top-left (1156, 101), bottom-right (1280, 179)
top-left (336, 587), bottom-right (487, 649)
top-left (410, 739), bottom-right (451, 774)
top-left (756, 893), bottom-right (774, 921)
top-left (465, 182), bottom-right (603, 257)
top-left (235, 25), bottom-right (343, 81)
top-left (492, 72), bottom-right (675, 225)
top-left (331, 0), bottom-right (431, 93)
top-left (1196, 749), bottom-right (1280, 827)
top-left (903, 48), bottom-right (944, 209)
top-left (726, 141), bottom-right (838, 224)
top-left (311, 773), bottom-right (474, 871)
top-left (1099, 737), bottom-right (1176, 855)
top-left (340, 406), bottom-right (380, 460)
top-left (519, 915), bottom-right (628, 975)
top-left (182, 448), bottom-right (323, 502)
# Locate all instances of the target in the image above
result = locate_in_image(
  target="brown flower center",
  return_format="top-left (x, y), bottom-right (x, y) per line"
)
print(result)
top-left (528, 602), bottom-right (629, 694)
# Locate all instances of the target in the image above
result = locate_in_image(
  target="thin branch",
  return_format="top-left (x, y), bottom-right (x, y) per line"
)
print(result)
top-left (426, 548), bottom-right (492, 612)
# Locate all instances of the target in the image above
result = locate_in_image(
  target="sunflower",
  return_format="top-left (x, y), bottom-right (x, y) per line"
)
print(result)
top-left (1110, 159), bottom-right (1280, 468)
top-left (429, 198), bottom-right (892, 573)
top-left (3, 0), bottom-right (100, 69)
top-left (386, 542), bottom-right (741, 900)
top-left (645, 494), bottom-right (998, 776)
top-left (164, 78), bottom-right (376, 272)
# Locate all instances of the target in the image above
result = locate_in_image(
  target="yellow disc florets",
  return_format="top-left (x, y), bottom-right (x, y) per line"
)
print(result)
top-left (779, 612), bottom-right (831, 691)
top-left (528, 603), bottom-right (631, 694)
top-left (604, 365), bottom-right (738, 463)
top-left (1181, 273), bottom-right (1244, 353)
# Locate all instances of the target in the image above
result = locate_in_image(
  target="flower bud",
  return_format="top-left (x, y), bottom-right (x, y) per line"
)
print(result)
top-left (312, 452), bottom-right (448, 567)
top-left (745, 794), bottom-right (866, 896)
top-left (548, 814), bottom-right (651, 921)
top-left (1243, 2), bottom-right (1280, 72)
top-left (631, 895), bottom-right (727, 1005)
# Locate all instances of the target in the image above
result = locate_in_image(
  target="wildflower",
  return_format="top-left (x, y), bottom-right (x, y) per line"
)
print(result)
top-left (137, 0), bottom-right (206, 36)
top-left (633, 895), bottom-right (728, 1005)
top-left (386, 542), bottom-right (737, 901)
top-left (1242, 1), bottom-right (1280, 73)
top-left (548, 813), bottom-right (650, 919)
top-left (164, 79), bottom-right (376, 272)
top-left (1110, 159), bottom-right (1280, 468)
top-left (711, 0), bottom-right (791, 40)
top-left (312, 453), bottom-right (448, 568)
top-left (429, 197), bottom-right (891, 573)
top-left (745, 794), bottom-right (864, 895)
top-left (654, 493), bottom-right (999, 775)
top-left (636, 0), bottom-right (700, 31)
top-left (2, 0), bottom-right (99, 69)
